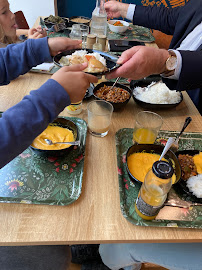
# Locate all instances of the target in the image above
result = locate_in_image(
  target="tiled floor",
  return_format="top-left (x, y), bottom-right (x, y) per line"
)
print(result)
top-left (69, 262), bottom-right (168, 270)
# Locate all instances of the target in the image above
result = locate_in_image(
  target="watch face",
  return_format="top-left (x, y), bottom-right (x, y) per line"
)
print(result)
top-left (166, 56), bottom-right (177, 71)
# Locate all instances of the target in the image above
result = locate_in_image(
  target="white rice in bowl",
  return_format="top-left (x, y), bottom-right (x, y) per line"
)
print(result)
top-left (186, 174), bottom-right (202, 198)
top-left (133, 81), bottom-right (181, 104)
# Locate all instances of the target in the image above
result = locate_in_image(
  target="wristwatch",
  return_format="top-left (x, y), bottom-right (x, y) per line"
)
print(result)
top-left (163, 51), bottom-right (177, 77)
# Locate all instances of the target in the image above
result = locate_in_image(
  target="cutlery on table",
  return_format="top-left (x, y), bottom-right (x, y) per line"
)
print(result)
top-left (44, 139), bottom-right (80, 146)
top-left (39, 17), bottom-right (48, 31)
top-left (164, 200), bottom-right (202, 209)
top-left (171, 116), bottom-right (192, 151)
top-left (159, 137), bottom-right (176, 161)
top-left (103, 77), bottom-right (120, 95)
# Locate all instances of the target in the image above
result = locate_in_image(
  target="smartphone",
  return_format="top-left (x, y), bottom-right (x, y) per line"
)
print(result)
top-left (114, 40), bottom-right (144, 47)
top-left (109, 40), bottom-right (144, 52)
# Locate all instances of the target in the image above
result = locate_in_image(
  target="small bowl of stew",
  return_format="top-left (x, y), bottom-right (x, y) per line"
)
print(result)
top-left (93, 81), bottom-right (131, 111)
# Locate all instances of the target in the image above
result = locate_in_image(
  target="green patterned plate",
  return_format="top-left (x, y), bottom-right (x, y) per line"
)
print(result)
top-left (0, 117), bottom-right (87, 206)
top-left (116, 128), bottom-right (202, 228)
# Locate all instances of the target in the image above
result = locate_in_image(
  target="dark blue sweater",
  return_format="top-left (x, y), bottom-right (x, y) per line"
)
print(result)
top-left (0, 38), bottom-right (70, 168)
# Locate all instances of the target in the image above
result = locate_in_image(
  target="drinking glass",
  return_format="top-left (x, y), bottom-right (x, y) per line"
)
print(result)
top-left (79, 24), bottom-right (89, 49)
top-left (69, 24), bottom-right (82, 40)
top-left (133, 111), bottom-right (163, 144)
top-left (87, 100), bottom-right (113, 137)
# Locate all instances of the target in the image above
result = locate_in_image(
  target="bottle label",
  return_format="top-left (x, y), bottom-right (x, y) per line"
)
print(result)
top-left (136, 196), bottom-right (162, 217)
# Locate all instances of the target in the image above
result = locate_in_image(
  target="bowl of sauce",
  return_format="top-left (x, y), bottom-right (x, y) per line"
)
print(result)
top-left (30, 117), bottom-right (78, 156)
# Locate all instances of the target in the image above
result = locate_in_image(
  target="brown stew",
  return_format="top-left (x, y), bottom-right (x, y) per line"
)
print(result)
top-left (178, 154), bottom-right (197, 180)
top-left (95, 85), bottom-right (130, 103)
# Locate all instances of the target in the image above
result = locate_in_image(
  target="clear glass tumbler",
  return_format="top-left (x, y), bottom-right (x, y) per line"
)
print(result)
top-left (79, 24), bottom-right (89, 49)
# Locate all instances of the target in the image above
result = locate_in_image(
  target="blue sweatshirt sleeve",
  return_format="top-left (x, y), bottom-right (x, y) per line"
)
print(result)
top-left (0, 79), bottom-right (71, 168)
top-left (0, 37), bottom-right (52, 85)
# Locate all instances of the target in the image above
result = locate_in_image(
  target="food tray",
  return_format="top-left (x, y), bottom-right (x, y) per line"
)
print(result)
top-left (107, 24), bottom-right (155, 42)
top-left (116, 128), bottom-right (202, 228)
top-left (0, 117), bottom-right (87, 206)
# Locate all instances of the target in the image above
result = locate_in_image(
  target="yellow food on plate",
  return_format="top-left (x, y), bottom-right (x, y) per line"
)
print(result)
top-left (193, 152), bottom-right (202, 174)
top-left (31, 125), bottom-right (75, 150)
top-left (127, 152), bottom-right (176, 184)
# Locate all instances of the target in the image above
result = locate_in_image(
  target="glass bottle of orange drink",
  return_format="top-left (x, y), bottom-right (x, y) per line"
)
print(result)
top-left (135, 161), bottom-right (173, 220)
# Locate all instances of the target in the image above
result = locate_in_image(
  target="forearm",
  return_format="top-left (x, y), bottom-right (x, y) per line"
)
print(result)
top-left (0, 37), bottom-right (52, 85)
top-left (0, 79), bottom-right (70, 168)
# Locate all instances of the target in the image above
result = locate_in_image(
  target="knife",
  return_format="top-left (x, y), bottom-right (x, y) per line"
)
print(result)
top-left (40, 17), bottom-right (48, 30)
top-left (164, 199), bottom-right (202, 209)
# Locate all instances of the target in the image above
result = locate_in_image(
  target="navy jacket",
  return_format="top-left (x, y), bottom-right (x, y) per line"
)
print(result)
top-left (133, 0), bottom-right (202, 93)
top-left (0, 38), bottom-right (70, 168)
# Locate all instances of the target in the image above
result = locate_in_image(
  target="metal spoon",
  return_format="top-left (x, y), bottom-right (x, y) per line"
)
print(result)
top-left (103, 77), bottom-right (120, 95)
top-left (44, 139), bottom-right (80, 146)
top-left (159, 137), bottom-right (176, 161)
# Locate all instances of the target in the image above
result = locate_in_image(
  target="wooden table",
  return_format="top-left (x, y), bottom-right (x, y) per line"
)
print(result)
top-left (0, 69), bottom-right (202, 246)
top-left (0, 18), bottom-right (202, 245)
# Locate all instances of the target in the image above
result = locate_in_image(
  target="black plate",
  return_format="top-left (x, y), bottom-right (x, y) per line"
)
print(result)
top-left (53, 49), bottom-right (120, 77)
top-left (93, 81), bottom-right (131, 111)
top-left (126, 144), bottom-right (181, 184)
top-left (85, 83), bottom-right (94, 99)
top-left (174, 150), bottom-right (202, 203)
top-left (30, 117), bottom-right (78, 157)
top-left (69, 16), bottom-right (91, 26)
top-left (44, 16), bottom-right (70, 28)
top-left (130, 76), bottom-right (183, 110)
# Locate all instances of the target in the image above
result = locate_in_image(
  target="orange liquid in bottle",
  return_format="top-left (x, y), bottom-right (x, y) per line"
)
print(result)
top-left (135, 184), bottom-right (166, 220)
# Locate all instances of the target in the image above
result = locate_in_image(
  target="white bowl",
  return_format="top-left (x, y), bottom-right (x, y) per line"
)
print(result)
top-left (108, 20), bottom-right (129, 33)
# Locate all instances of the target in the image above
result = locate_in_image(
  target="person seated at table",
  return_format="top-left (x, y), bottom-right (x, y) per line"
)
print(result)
top-left (0, 0), bottom-right (47, 48)
top-left (99, 243), bottom-right (202, 270)
top-left (0, 36), bottom-right (98, 168)
top-left (104, 0), bottom-right (202, 114)
top-left (0, 35), bottom-right (97, 270)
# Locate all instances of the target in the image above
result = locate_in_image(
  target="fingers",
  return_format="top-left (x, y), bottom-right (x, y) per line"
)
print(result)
top-left (64, 38), bottom-right (82, 49)
top-left (61, 62), bottom-right (88, 72)
top-left (117, 46), bottom-right (141, 64)
top-left (28, 28), bottom-right (37, 35)
top-left (85, 73), bottom-right (98, 84)
top-left (60, 64), bottom-right (98, 83)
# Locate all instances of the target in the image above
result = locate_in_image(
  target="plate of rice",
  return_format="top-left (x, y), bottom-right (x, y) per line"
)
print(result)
top-left (130, 77), bottom-right (183, 109)
top-left (175, 150), bottom-right (202, 203)
top-left (53, 49), bottom-right (120, 76)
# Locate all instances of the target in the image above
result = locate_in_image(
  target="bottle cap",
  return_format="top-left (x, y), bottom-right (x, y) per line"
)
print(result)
top-left (152, 161), bottom-right (174, 179)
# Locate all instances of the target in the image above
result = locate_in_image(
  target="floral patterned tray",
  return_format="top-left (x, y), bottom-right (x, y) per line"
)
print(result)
top-left (116, 128), bottom-right (202, 229)
top-left (0, 117), bottom-right (87, 206)
top-left (107, 24), bottom-right (155, 42)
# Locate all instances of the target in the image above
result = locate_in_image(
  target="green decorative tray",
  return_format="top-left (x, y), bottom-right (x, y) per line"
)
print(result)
top-left (107, 24), bottom-right (155, 43)
top-left (116, 128), bottom-right (202, 228)
top-left (0, 117), bottom-right (87, 206)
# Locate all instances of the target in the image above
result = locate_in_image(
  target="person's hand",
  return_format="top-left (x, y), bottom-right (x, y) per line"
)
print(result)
top-left (104, 0), bottom-right (129, 19)
top-left (51, 63), bottom-right (98, 103)
top-left (106, 46), bottom-right (170, 80)
top-left (47, 37), bottom-right (82, 56)
top-left (28, 26), bottom-right (47, 39)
